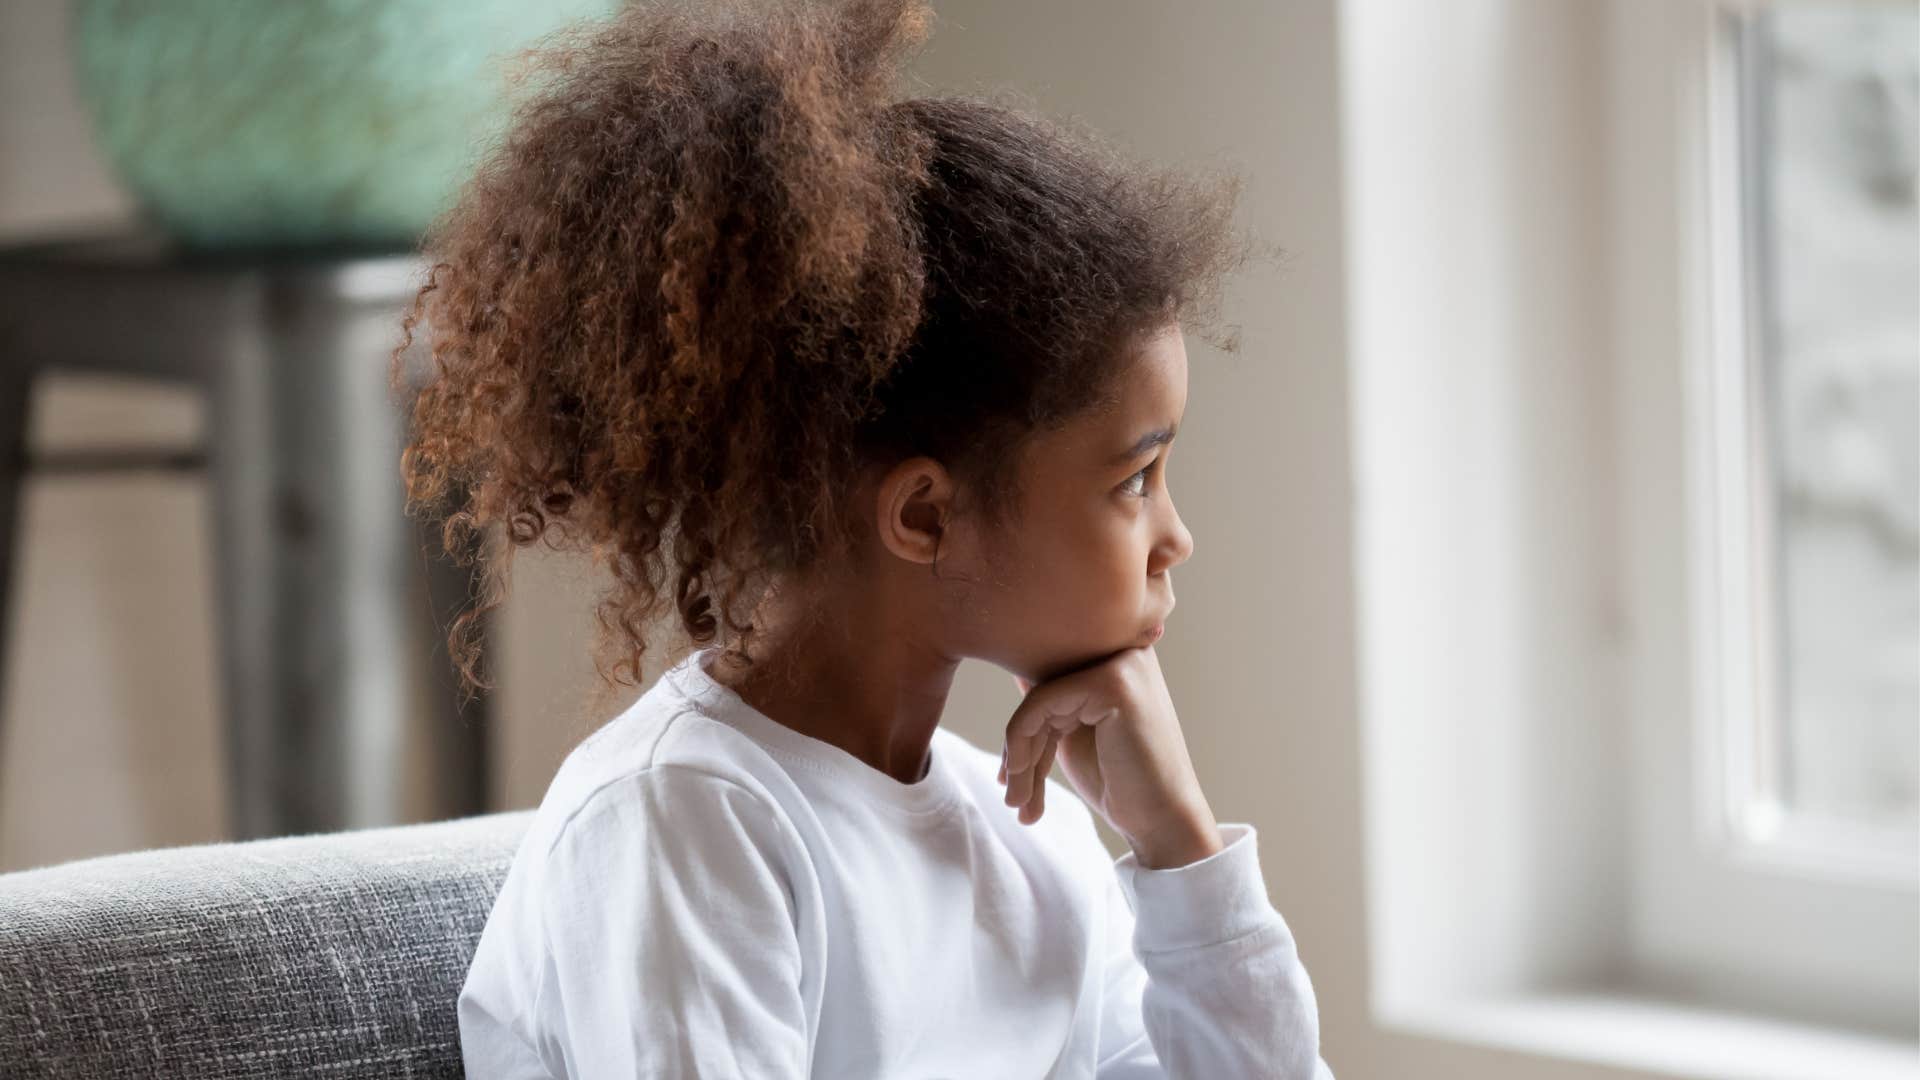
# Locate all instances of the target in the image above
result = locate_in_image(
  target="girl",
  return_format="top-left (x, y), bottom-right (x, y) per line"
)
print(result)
top-left (393, 0), bottom-right (1332, 1075)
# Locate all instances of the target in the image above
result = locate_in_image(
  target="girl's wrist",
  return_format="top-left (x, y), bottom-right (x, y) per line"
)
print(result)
top-left (1125, 809), bottom-right (1224, 870)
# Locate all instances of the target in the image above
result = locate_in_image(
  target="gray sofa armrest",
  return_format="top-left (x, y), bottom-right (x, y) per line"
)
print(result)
top-left (0, 809), bottom-right (533, 1079)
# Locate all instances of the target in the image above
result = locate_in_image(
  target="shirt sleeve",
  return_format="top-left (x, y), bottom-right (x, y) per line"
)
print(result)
top-left (531, 765), bottom-right (811, 1079)
top-left (1093, 822), bottom-right (1336, 1079)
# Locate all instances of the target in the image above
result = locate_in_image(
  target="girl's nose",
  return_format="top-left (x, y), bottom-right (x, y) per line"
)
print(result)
top-left (1153, 503), bottom-right (1193, 573)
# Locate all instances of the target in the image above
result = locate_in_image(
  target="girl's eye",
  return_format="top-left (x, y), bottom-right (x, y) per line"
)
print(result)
top-left (1121, 460), bottom-right (1155, 498)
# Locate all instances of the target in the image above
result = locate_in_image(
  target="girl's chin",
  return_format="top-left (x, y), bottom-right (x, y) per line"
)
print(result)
top-left (1021, 634), bottom-right (1149, 683)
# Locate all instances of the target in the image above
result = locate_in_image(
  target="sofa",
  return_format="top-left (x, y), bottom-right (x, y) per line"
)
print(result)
top-left (0, 810), bottom-right (533, 1078)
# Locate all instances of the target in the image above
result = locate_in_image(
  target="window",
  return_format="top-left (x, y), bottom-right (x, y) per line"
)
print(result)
top-left (1708, 3), bottom-right (1918, 875)
top-left (1345, 0), bottom-right (1918, 1070)
top-left (1631, 0), bottom-right (1917, 1039)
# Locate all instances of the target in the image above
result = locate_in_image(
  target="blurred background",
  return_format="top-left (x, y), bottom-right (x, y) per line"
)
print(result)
top-left (0, 1), bottom-right (1912, 1078)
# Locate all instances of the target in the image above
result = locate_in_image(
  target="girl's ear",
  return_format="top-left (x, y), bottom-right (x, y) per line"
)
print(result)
top-left (874, 456), bottom-right (954, 567)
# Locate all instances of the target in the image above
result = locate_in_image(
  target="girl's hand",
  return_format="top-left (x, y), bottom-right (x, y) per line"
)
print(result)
top-left (996, 644), bottom-right (1224, 869)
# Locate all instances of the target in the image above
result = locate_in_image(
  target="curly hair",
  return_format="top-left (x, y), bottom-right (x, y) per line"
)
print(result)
top-left (390, 0), bottom-right (1261, 700)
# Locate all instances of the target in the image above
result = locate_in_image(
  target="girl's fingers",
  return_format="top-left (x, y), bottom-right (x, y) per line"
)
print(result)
top-left (1019, 730), bottom-right (1060, 824)
top-left (1003, 720), bottom-right (1053, 808)
top-left (1005, 727), bottom-right (1061, 821)
top-left (1003, 734), bottom-right (1037, 807)
top-left (1002, 672), bottom-right (1090, 811)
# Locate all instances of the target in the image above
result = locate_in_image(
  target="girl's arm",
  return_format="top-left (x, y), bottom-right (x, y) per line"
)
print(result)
top-left (1093, 822), bottom-right (1336, 1079)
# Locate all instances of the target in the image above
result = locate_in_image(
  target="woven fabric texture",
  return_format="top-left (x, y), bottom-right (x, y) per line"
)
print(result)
top-left (0, 809), bottom-right (532, 1079)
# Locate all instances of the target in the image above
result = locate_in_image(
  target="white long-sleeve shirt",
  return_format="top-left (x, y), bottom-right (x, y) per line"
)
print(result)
top-left (458, 645), bottom-right (1335, 1078)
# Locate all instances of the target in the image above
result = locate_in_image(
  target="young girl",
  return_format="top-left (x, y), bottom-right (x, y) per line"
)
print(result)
top-left (394, 0), bottom-right (1332, 1075)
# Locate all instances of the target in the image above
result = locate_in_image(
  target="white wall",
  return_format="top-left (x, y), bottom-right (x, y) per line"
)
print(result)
top-left (1343, 0), bottom-right (1630, 1007)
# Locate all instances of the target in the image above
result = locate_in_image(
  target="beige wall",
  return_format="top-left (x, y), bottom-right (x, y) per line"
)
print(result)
top-left (0, 0), bottom-right (226, 869)
top-left (0, 2), bottom-right (1664, 1076)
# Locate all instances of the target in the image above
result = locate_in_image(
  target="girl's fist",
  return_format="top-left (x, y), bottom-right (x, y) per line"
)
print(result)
top-left (997, 645), bottom-right (1222, 868)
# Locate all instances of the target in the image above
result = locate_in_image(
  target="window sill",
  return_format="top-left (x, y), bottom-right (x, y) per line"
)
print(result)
top-left (1383, 991), bottom-right (1918, 1080)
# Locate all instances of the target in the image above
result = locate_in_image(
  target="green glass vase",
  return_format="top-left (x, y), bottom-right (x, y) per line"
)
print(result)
top-left (71, 0), bottom-right (623, 250)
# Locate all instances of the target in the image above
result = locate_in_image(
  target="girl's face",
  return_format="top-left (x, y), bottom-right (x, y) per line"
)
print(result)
top-left (956, 324), bottom-right (1194, 683)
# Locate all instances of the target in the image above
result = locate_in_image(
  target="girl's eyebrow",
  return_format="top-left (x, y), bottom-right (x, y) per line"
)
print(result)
top-left (1109, 426), bottom-right (1176, 465)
